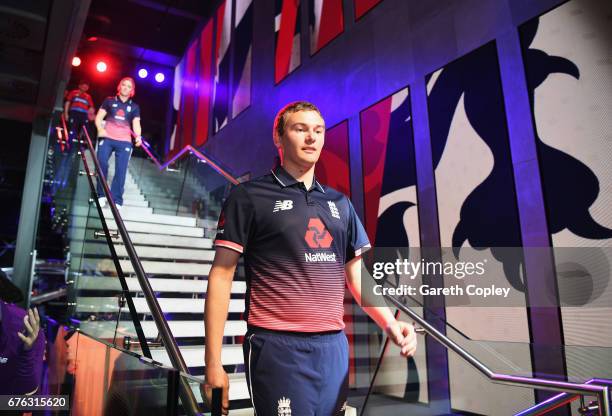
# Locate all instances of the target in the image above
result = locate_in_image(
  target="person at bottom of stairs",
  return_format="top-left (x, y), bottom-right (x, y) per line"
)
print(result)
top-left (94, 76), bottom-right (143, 210)
top-left (203, 101), bottom-right (418, 416)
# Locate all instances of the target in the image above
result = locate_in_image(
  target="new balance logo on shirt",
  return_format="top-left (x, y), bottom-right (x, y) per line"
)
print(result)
top-left (273, 200), bottom-right (293, 212)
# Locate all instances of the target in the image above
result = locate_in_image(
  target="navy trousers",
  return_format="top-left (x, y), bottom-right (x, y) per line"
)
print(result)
top-left (96, 137), bottom-right (133, 205)
top-left (243, 327), bottom-right (349, 416)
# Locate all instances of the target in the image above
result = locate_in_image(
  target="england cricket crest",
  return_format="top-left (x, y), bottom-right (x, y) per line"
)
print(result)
top-left (277, 397), bottom-right (291, 415)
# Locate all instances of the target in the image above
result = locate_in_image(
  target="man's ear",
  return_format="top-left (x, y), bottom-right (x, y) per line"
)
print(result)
top-left (273, 131), bottom-right (282, 149)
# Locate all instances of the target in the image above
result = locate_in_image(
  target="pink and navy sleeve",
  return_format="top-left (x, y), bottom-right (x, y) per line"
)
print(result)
top-left (214, 185), bottom-right (255, 254)
top-left (346, 199), bottom-right (371, 262)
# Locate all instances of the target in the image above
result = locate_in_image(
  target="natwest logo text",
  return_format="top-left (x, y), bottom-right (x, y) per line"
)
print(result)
top-left (304, 252), bottom-right (336, 262)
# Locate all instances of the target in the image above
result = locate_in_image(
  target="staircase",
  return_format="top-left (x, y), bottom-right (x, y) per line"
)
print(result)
top-left (69, 158), bottom-right (250, 414)
top-left (72, 157), bottom-right (359, 415)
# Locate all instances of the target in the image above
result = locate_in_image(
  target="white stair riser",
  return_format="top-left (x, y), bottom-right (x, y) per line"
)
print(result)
top-left (122, 199), bottom-right (149, 207)
top-left (79, 320), bottom-right (247, 339)
top-left (117, 221), bottom-right (203, 237)
top-left (90, 259), bottom-right (212, 276)
top-left (76, 297), bottom-right (244, 314)
top-left (149, 345), bottom-right (243, 368)
top-left (121, 233), bottom-right (213, 248)
top-left (86, 220), bottom-right (204, 237)
top-left (77, 276), bottom-right (245, 293)
top-left (102, 208), bottom-right (196, 227)
top-left (80, 244), bottom-right (214, 261)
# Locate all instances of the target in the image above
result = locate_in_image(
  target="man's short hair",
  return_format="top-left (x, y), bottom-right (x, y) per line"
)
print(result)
top-left (79, 80), bottom-right (89, 86)
top-left (273, 101), bottom-right (323, 139)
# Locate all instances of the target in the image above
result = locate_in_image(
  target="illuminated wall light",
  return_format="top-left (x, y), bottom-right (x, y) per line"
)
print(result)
top-left (138, 68), bottom-right (148, 79)
top-left (96, 61), bottom-right (107, 72)
top-left (155, 72), bottom-right (165, 83)
top-left (72, 57), bottom-right (81, 67)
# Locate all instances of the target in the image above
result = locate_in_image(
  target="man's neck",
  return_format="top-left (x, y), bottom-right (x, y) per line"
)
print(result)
top-left (281, 161), bottom-right (316, 190)
top-left (118, 95), bottom-right (129, 103)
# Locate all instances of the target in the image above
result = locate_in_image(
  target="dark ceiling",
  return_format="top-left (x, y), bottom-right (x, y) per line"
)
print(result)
top-left (0, 0), bottom-right (89, 122)
top-left (0, 0), bottom-right (216, 123)
top-left (82, 0), bottom-right (216, 66)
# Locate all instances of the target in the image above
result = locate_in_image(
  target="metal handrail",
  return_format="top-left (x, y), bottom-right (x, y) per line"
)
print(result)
top-left (80, 127), bottom-right (201, 415)
top-left (128, 129), bottom-right (239, 185)
top-left (516, 391), bottom-right (580, 416)
top-left (383, 295), bottom-right (610, 416)
top-left (517, 379), bottom-right (612, 416)
top-left (77, 143), bottom-right (152, 358)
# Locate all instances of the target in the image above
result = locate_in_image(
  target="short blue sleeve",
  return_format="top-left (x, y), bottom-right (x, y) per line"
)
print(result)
top-left (100, 97), bottom-right (112, 112)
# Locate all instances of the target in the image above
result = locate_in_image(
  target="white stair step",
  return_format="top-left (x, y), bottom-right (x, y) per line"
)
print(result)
top-left (103, 220), bottom-right (204, 237)
top-left (135, 189), bottom-right (180, 197)
top-left (72, 231), bottom-right (212, 249)
top-left (149, 345), bottom-right (243, 368)
top-left (123, 246), bottom-right (213, 262)
top-left (122, 259), bottom-right (212, 275)
top-left (102, 208), bottom-right (196, 227)
top-left (123, 183), bottom-right (141, 190)
top-left (105, 205), bottom-right (153, 215)
top-left (122, 232), bottom-right (213, 249)
top-left (121, 191), bottom-right (144, 199)
top-left (76, 297), bottom-right (244, 314)
top-left (122, 195), bottom-right (146, 203)
top-left (87, 259), bottom-right (212, 276)
top-left (121, 199), bottom-right (149, 208)
top-left (79, 320), bottom-right (247, 339)
top-left (77, 276), bottom-right (246, 294)
top-left (82, 243), bottom-right (214, 261)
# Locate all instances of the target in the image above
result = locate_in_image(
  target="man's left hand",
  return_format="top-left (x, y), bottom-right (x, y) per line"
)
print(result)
top-left (134, 136), bottom-right (142, 147)
top-left (386, 320), bottom-right (417, 357)
top-left (17, 308), bottom-right (40, 351)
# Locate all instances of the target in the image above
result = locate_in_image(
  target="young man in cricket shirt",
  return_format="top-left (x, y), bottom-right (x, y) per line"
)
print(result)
top-left (204, 102), bottom-right (417, 415)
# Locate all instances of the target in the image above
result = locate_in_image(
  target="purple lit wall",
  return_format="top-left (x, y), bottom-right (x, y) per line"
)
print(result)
top-left (168, 0), bottom-right (612, 413)
top-left (315, 120), bottom-right (350, 196)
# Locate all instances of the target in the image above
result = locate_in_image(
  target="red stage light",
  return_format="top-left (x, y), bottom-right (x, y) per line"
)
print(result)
top-left (72, 57), bottom-right (81, 67)
top-left (96, 61), bottom-right (107, 72)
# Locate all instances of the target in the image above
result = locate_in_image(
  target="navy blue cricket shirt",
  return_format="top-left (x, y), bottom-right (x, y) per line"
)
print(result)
top-left (214, 165), bottom-right (370, 332)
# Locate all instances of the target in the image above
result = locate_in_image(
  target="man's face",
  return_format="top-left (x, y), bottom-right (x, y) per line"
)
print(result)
top-left (119, 79), bottom-right (134, 98)
top-left (276, 110), bottom-right (325, 168)
top-left (79, 83), bottom-right (89, 92)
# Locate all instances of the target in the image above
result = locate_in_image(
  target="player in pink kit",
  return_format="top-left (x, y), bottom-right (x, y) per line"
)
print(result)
top-left (94, 77), bottom-right (143, 209)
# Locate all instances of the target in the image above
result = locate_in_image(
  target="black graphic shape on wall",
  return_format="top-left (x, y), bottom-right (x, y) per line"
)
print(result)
top-left (521, 18), bottom-right (612, 241)
top-left (428, 43), bottom-right (525, 291)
